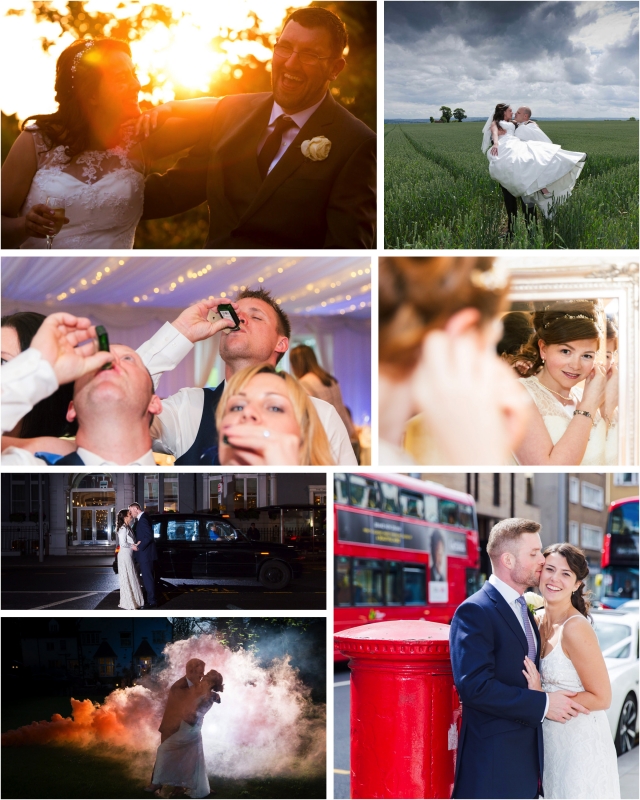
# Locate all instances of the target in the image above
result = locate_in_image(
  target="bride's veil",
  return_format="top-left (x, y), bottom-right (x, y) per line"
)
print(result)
top-left (481, 112), bottom-right (494, 153)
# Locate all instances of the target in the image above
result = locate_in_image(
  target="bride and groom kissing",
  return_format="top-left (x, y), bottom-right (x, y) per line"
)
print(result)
top-left (2, 7), bottom-right (376, 250)
top-left (483, 103), bottom-right (587, 235)
top-left (451, 518), bottom-right (620, 800)
top-left (147, 658), bottom-right (223, 799)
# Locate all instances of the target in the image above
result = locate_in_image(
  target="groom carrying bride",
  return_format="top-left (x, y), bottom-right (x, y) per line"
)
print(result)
top-left (450, 518), bottom-right (590, 799)
top-left (142, 7), bottom-right (376, 249)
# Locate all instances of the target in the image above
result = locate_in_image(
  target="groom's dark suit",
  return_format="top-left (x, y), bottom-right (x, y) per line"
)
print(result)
top-left (450, 581), bottom-right (546, 799)
top-left (142, 91), bottom-right (376, 249)
top-left (133, 512), bottom-right (158, 607)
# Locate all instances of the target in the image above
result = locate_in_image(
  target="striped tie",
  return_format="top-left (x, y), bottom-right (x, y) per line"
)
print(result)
top-left (516, 596), bottom-right (537, 661)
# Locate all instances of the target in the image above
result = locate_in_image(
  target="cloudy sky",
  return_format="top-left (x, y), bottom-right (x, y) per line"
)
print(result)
top-left (385, 1), bottom-right (639, 118)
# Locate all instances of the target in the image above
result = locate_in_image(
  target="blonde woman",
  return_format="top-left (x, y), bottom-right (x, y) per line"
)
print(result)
top-left (216, 364), bottom-right (334, 466)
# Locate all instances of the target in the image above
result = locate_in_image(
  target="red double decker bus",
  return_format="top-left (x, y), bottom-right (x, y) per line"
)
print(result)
top-left (334, 473), bottom-right (481, 659)
top-left (599, 497), bottom-right (639, 609)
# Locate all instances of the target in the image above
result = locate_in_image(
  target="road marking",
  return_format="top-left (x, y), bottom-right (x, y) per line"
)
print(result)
top-left (334, 769), bottom-right (350, 775)
top-left (2, 590), bottom-right (98, 593)
top-left (334, 680), bottom-right (351, 687)
top-left (33, 592), bottom-right (101, 609)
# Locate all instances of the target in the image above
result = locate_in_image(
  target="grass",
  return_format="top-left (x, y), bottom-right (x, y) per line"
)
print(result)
top-left (384, 120), bottom-right (639, 249)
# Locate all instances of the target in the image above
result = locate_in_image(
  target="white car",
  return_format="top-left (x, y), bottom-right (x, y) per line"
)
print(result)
top-left (618, 600), bottom-right (639, 612)
top-left (592, 609), bottom-right (639, 755)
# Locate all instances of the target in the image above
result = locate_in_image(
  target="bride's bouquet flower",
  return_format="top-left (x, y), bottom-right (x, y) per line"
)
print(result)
top-left (301, 136), bottom-right (331, 161)
top-left (524, 591), bottom-right (544, 614)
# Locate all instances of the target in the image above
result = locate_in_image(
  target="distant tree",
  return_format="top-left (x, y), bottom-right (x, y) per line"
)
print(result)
top-left (629, 117), bottom-right (637, 121)
top-left (453, 108), bottom-right (467, 122)
top-left (439, 105), bottom-right (452, 123)
top-left (429, 115), bottom-right (435, 123)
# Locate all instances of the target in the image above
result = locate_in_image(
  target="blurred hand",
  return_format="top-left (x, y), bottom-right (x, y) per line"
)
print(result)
top-left (171, 297), bottom-right (240, 343)
top-left (24, 204), bottom-right (69, 239)
top-left (490, 145), bottom-right (498, 156)
top-left (219, 424), bottom-right (301, 466)
top-left (522, 656), bottom-right (542, 691)
top-left (546, 690), bottom-right (589, 723)
top-left (30, 312), bottom-right (112, 385)
top-left (126, 103), bottom-right (173, 140)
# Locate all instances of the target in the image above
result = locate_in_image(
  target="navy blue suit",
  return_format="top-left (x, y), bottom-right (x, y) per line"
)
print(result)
top-left (134, 512), bottom-right (158, 607)
top-left (450, 581), bottom-right (546, 799)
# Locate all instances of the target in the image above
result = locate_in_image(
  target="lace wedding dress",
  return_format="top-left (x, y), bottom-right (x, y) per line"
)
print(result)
top-left (519, 375), bottom-right (614, 465)
top-left (20, 127), bottom-right (144, 249)
top-left (488, 121), bottom-right (585, 217)
top-left (541, 616), bottom-right (620, 799)
top-left (117, 526), bottom-right (144, 610)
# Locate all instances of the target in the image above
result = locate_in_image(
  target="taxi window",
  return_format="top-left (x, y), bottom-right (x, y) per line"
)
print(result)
top-left (167, 519), bottom-right (200, 541)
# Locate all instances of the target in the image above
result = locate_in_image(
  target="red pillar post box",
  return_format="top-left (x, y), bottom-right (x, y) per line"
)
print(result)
top-left (334, 619), bottom-right (461, 800)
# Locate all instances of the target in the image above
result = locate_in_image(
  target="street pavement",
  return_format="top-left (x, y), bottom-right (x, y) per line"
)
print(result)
top-left (334, 670), bottom-right (639, 800)
top-left (1, 555), bottom-right (326, 611)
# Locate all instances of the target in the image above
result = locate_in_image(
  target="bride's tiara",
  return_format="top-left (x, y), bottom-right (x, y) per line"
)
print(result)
top-left (543, 313), bottom-right (600, 329)
top-left (469, 262), bottom-right (509, 292)
top-left (71, 40), bottom-right (96, 88)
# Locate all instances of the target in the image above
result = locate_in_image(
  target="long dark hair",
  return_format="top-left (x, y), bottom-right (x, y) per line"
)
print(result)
top-left (1, 312), bottom-right (76, 438)
top-left (493, 103), bottom-right (510, 123)
top-left (543, 542), bottom-right (592, 620)
top-left (511, 300), bottom-right (602, 378)
top-left (116, 509), bottom-right (131, 532)
top-left (289, 344), bottom-right (336, 387)
top-left (22, 38), bottom-right (132, 159)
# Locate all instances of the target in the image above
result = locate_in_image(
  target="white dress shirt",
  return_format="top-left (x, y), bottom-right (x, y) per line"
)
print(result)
top-left (137, 322), bottom-right (357, 465)
top-left (488, 573), bottom-right (549, 718)
top-left (1, 445), bottom-right (157, 466)
top-left (1, 347), bottom-right (58, 434)
top-left (256, 96), bottom-right (326, 175)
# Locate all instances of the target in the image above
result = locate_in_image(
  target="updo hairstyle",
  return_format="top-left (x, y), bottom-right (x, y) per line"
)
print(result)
top-left (379, 257), bottom-right (509, 378)
top-left (511, 299), bottom-right (602, 378)
top-left (542, 542), bottom-right (592, 620)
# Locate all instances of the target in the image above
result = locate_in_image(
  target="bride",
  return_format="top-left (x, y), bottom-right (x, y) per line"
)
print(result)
top-left (523, 543), bottom-right (620, 799)
top-left (116, 508), bottom-right (144, 610)
top-left (1, 37), bottom-right (217, 249)
top-left (483, 103), bottom-right (586, 217)
top-left (512, 300), bottom-right (618, 466)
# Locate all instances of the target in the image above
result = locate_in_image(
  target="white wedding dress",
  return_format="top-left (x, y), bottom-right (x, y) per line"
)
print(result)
top-left (487, 121), bottom-right (586, 217)
top-left (519, 375), bottom-right (616, 465)
top-left (117, 526), bottom-right (144, 610)
top-left (152, 718), bottom-right (210, 798)
top-left (541, 615), bottom-right (620, 799)
top-left (19, 127), bottom-right (144, 249)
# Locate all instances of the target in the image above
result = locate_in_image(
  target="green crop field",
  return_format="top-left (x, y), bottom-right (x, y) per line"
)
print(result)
top-left (384, 121), bottom-right (639, 249)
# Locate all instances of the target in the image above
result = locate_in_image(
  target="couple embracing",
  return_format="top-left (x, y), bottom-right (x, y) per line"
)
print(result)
top-left (451, 518), bottom-right (619, 800)
top-left (115, 502), bottom-right (158, 610)
top-left (2, 7), bottom-right (375, 250)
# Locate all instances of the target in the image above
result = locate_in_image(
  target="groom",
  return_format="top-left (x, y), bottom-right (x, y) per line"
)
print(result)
top-left (450, 518), bottom-right (590, 799)
top-left (497, 106), bottom-right (536, 235)
top-left (141, 7), bottom-right (376, 249)
top-left (128, 502), bottom-right (158, 609)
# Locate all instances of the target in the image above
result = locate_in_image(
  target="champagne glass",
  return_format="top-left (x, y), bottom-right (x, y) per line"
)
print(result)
top-left (45, 196), bottom-right (66, 249)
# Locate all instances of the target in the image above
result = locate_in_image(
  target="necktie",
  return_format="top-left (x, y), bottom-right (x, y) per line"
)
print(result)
top-left (516, 596), bottom-right (537, 661)
top-left (257, 115), bottom-right (297, 180)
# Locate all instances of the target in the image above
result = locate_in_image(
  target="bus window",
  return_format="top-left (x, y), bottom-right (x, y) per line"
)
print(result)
top-left (424, 495), bottom-right (438, 523)
top-left (459, 504), bottom-right (474, 529)
top-left (400, 491), bottom-right (424, 519)
top-left (403, 566), bottom-right (426, 605)
top-left (439, 500), bottom-right (458, 526)
top-left (385, 562), bottom-right (403, 604)
top-left (353, 559), bottom-right (384, 605)
top-left (603, 568), bottom-right (639, 600)
top-left (335, 556), bottom-right (352, 607)
top-left (610, 504), bottom-right (639, 536)
top-left (379, 481), bottom-right (399, 514)
top-left (334, 474), bottom-right (349, 505)
top-left (349, 476), bottom-right (379, 510)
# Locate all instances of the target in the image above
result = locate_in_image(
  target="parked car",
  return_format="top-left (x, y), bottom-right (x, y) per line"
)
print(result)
top-left (147, 513), bottom-right (304, 590)
top-left (592, 609), bottom-right (639, 754)
top-left (618, 600), bottom-right (640, 612)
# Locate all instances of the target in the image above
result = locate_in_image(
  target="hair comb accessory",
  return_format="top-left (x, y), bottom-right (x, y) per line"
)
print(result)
top-left (469, 262), bottom-right (509, 292)
top-left (70, 40), bottom-right (96, 87)
top-left (543, 313), bottom-right (601, 331)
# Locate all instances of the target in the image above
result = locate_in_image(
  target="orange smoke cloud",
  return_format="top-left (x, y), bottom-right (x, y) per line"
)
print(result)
top-left (2, 635), bottom-right (325, 779)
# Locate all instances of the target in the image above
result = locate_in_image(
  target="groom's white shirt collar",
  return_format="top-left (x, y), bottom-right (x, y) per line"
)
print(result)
top-left (75, 447), bottom-right (157, 466)
top-left (268, 95), bottom-right (326, 130)
top-left (488, 573), bottom-right (538, 655)
top-left (186, 678), bottom-right (194, 688)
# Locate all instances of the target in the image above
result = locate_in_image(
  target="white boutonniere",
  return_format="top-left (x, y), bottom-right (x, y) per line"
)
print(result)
top-left (524, 591), bottom-right (544, 615)
top-left (301, 136), bottom-right (331, 161)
